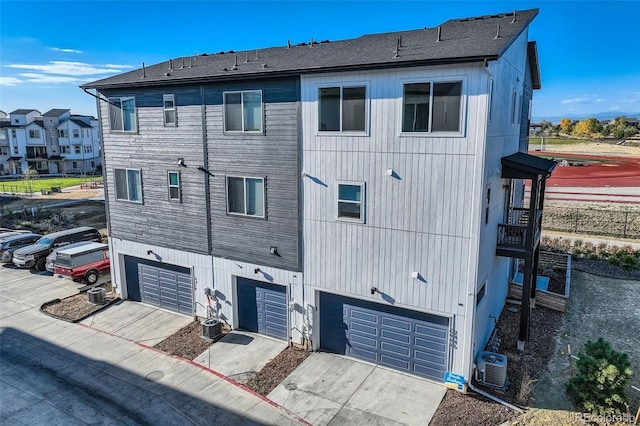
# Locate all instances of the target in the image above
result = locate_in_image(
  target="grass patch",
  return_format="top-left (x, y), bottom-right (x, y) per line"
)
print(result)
top-left (528, 137), bottom-right (592, 146)
top-left (0, 177), bottom-right (101, 193)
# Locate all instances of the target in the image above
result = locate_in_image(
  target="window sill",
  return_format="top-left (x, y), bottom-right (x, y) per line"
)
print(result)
top-left (115, 199), bottom-right (143, 205)
top-left (223, 130), bottom-right (264, 135)
top-left (337, 217), bottom-right (365, 224)
top-left (226, 212), bottom-right (266, 220)
top-left (316, 131), bottom-right (370, 137)
top-left (399, 131), bottom-right (465, 138)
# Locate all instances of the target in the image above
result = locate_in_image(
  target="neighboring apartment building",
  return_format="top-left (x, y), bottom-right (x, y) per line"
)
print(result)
top-left (0, 109), bottom-right (101, 176)
top-left (83, 9), bottom-right (554, 387)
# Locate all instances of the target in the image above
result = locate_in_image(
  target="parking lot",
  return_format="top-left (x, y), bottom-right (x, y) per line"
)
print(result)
top-left (0, 265), bottom-right (305, 425)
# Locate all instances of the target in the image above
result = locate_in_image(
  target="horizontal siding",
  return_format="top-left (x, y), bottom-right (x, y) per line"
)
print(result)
top-left (206, 100), bottom-right (301, 272)
top-left (99, 98), bottom-right (209, 254)
top-left (203, 77), bottom-right (299, 105)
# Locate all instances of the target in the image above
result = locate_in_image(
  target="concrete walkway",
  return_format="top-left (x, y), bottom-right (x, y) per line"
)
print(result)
top-left (0, 266), bottom-right (305, 425)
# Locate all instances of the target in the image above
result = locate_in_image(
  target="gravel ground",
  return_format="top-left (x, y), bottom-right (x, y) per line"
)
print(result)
top-left (42, 284), bottom-right (117, 322)
top-left (246, 347), bottom-right (310, 395)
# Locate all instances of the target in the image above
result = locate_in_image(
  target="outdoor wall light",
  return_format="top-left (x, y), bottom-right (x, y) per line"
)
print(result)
top-left (254, 268), bottom-right (261, 274)
top-left (411, 271), bottom-right (419, 279)
top-left (386, 168), bottom-right (394, 176)
top-left (178, 158), bottom-right (186, 167)
top-left (301, 172), bottom-right (308, 178)
top-left (370, 287), bottom-right (378, 295)
top-left (147, 250), bottom-right (154, 255)
top-left (270, 246), bottom-right (280, 256)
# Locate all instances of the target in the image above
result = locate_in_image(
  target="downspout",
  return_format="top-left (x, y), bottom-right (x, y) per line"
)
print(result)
top-left (200, 84), bottom-right (214, 321)
top-left (467, 381), bottom-right (524, 413)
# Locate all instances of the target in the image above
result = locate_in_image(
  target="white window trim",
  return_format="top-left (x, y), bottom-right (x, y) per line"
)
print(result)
top-left (222, 90), bottom-right (264, 134)
top-left (28, 129), bottom-right (41, 139)
top-left (114, 167), bottom-right (143, 204)
top-left (109, 96), bottom-right (138, 133)
top-left (168, 171), bottom-right (181, 202)
top-left (398, 76), bottom-right (467, 138)
top-left (163, 94), bottom-right (177, 127)
top-left (316, 82), bottom-right (370, 136)
top-left (337, 181), bottom-right (365, 224)
top-left (225, 175), bottom-right (266, 218)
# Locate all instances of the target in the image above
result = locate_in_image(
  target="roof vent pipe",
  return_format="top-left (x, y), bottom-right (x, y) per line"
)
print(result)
top-left (393, 37), bottom-right (400, 58)
top-left (494, 24), bottom-right (502, 39)
top-left (232, 55), bottom-right (238, 70)
top-left (287, 39), bottom-right (291, 48)
top-left (244, 52), bottom-right (249, 63)
top-left (255, 49), bottom-right (259, 60)
top-left (189, 57), bottom-right (193, 68)
top-left (399, 35), bottom-right (403, 47)
top-left (436, 26), bottom-right (442, 42)
top-left (309, 37), bottom-right (314, 47)
top-left (511, 10), bottom-right (517, 23)
top-left (141, 62), bottom-right (146, 79)
top-left (194, 51), bottom-right (198, 61)
top-left (169, 58), bottom-right (173, 70)
top-left (181, 58), bottom-right (185, 69)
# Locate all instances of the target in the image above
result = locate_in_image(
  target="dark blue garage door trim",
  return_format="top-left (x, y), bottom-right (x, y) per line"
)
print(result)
top-left (320, 292), bottom-right (450, 381)
top-left (237, 277), bottom-right (287, 340)
top-left (124, 255), bottom-right (192, 315)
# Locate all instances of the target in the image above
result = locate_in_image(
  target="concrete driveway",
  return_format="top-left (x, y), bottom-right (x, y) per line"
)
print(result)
top-left (269, 352), bottom-right (446, 425)
top-left (0, 265), bottom-right (304, 425)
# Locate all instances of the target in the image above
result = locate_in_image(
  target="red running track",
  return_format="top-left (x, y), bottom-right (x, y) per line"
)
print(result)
top-left (529, 152), bottom-right (640, 188)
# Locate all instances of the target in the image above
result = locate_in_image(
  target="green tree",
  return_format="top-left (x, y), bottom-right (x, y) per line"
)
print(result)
top-left (565, 338), bottom-right (633, 416)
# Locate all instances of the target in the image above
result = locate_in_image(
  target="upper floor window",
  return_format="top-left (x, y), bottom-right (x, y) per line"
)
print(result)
top-left (114, 168), bottom-right (142, 203)
top-left (84, 145), bottom-right (92, 154)
top-left (402, 81), bottom-right (462, 133)
top-left (28, 129), bottom-right (41, 139)
top-left (73, 129), bottom-right (80, 138)
top-left (60, 146), bottom-right (70, 154)
top-left (109, 97), bottom-right (137, 132)
top-left (0, 147), bottom-right (8, 156)
top-left (226, 176), bottom-right (265, 218)
top-left (163, 94), bottom-right (176, 126)
top-left (168, 171), bottom-right (181, 201)
top-left (337, 182), bottom-right (365, 223)
top-left (224, 90), bottom-right (263, 133)
top-left (74, 146), bottom-right (81, 154)
top-left (318, 86), bottom-right (367, 132)
top-left (58, 129), bottom-right (69, 138)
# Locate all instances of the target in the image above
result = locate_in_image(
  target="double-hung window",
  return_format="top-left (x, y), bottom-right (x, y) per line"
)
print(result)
top-left (226, 176), bottom-right (265, 218)
top-left (223, 90), bottom-right (263, 132)
top-left (74, 145), bottom-right (81, 154)
top-left (109, 97), bottom-right (137, 132)
top-left (402, 81), bottom-right (462, 133)
top-left (163, 94), bottom-right (176, 126)
top-left (28, 129), bottom-right (41, 139)
top-left (318, 86), bottom-right (367, 132)
top-left (337, 182), bottom-right (365, 222)
top-left (72, 129), bottom-right (80, 138)
top-left (168, 171), bottom-right (181, 201)
top-left (114, 168), bottom-right (142, 203)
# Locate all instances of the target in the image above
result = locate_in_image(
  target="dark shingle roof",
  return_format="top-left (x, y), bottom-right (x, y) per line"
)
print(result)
top-left (83, 9), bottom-right (538, 89)
top-left (43, 109), bottom-right (70, 117)
top-left (69, 118), bottom-right (92, 128)
top-left (502, 152), bottom-right (557, 179)
top-left (10, 109), bottom-right (40, 115)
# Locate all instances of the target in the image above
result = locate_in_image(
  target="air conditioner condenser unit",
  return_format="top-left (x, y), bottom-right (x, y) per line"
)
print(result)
top-left (476, 351), bottom-right (508, 388)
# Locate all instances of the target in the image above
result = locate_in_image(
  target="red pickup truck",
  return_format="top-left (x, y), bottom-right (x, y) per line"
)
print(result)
top-left (54, 242), bottom-right (110, 284)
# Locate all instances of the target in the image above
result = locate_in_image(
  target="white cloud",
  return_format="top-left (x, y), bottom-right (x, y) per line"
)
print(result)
top-left (7, 61), bottom-right (132, 76)
top-left (18, 73), bottom-right (85, 84)
top-left (561, 95), bottom-right (606, 105)
top-left (50, 47), bottom-right (83, 54)
top-left (0, 77), bottom-right (22, 86)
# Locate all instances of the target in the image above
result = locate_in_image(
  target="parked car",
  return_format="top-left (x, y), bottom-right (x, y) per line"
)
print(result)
top-left (0, 233), bottom-right (43, 263)
top-left (45, 241), bottom-right (95, 273)
top-left (12, 226), bottom-right (103, 271)
top-left (54, 242), bottom-right (110, 284)
top-left (0, 229), bottom-right (30, 239)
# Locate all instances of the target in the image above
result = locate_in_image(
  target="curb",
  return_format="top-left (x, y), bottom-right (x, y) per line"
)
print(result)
top-left (76, 323), bottom-right (311, 426)
top-left (39, 295), bottom-right (121, 323)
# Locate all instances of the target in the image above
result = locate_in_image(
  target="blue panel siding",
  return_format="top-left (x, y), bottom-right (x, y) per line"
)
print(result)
top-left (204, 77), bottom-right (300, 105)
top-left (237, 278), bottom-right (287, 340)
top-left (319, 292), bottom-right (450, 382)
top-left (123, 255), bottom-right (192, 315)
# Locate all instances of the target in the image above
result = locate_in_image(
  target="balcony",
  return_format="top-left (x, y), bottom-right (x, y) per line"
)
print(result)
top-left (26, 153), bottom-right (48, 160)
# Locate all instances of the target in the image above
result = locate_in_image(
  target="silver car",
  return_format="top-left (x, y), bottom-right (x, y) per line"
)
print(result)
top-left (0, 233), bottom-right (43, 263)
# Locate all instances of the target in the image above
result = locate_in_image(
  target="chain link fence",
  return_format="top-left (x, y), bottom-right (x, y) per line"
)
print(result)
top-left (543, 206), bottom-right (640, 239)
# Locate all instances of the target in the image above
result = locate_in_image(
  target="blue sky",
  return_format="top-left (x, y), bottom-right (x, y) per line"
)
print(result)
top-left (1, 0), bottom-right (639, 121)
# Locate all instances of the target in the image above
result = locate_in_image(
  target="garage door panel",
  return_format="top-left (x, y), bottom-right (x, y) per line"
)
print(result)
top-left (238, 278), bottom-right (287, 341)
top-left (136, 263), bottom-right (192, 315)
top-left (381, 329), bottom-right (412, 345)
top-left (381, 316), bottom-right (412, 331)
top-left (320, 292), bottom-right (449, 382)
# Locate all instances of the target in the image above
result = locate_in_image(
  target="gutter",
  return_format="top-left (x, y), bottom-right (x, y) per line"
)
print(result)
top-left (467, 380), bottom-right (524, 413)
